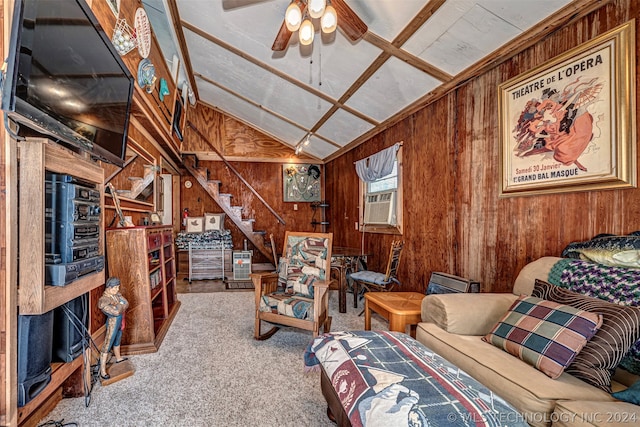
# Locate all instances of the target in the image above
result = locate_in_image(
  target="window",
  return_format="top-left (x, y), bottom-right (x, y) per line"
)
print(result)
top-left (367, 161), bottom-right (398, 193)
top-left (359, 147), bottom-right (403, 235)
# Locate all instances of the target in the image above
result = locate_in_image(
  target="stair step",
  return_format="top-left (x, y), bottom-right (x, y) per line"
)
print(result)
top-left (128, 176), bottom-right (143, 181)
top-left (229, 206), bottom-right (243, 218)
top-left (218, 193), bottom-right (233, 207)
top-left (241, 219), bottom-right (255, 231)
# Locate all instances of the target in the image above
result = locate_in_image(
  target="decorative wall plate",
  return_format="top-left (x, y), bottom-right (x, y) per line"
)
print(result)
top-left (137, 58), bottom-right (156, 93)
top-left (134, 7), bottom-right (151, 59)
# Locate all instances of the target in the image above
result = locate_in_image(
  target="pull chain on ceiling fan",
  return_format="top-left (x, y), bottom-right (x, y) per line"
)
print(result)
top-left (272, 0), bottom-right (368, 51)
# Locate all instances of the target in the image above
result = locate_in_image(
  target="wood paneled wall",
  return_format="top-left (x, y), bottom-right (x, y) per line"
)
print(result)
top-left (327, 0), bottom-right (640, 293)
top-left (182, 104), bottom-right (317, 163)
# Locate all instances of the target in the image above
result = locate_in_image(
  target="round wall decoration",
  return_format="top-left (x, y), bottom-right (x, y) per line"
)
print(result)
top-left (137, 58), bottom-right (156, 93)
top-left (134, 7), bottom-right (151, 59)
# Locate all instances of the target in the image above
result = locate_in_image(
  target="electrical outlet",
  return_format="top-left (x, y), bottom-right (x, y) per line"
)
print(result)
top-left (293, 204), bottom-right (298, 211)
top-left (355, 222), bottom-right (359, 230)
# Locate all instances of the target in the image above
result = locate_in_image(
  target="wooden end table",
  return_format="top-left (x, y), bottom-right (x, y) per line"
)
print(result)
top-left (364, 292), bottom-right (425, 338)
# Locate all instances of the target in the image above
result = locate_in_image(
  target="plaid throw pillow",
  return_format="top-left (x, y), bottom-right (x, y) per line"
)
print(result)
top-left (533, 279), bottom-right (640, 391)
top-left (483, 295), bottom-right (602, 379)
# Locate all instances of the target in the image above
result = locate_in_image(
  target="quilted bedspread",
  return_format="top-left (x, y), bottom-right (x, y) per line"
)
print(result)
top-left (304, 331), bottom-right (528, 427)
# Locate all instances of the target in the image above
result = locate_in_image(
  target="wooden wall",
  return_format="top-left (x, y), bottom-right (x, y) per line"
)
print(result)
top-left (182, 103), bottom-right (317, 163)
top-left (327, 0), bottom-right (640, 293)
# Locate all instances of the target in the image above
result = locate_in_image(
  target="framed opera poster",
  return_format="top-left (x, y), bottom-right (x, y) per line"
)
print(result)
top-left (499, 21), bottom-right (636, 197)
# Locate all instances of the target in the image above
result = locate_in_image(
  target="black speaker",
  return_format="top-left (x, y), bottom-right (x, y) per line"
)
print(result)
top-left (17, 311), bottom-right (54, 407)
top-left (52, 293), bottom-right (88, 363)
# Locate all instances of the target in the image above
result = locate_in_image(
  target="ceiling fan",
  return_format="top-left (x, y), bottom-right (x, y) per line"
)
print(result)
top-left (272, 0), bottom-right (368, 51)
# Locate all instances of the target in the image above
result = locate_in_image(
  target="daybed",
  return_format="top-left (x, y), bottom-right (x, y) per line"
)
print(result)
top-left (417, 256), bottom-right (640, 426)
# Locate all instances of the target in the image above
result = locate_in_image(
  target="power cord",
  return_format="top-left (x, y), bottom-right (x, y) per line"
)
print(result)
top-left (60, 297), bottom-right (103, 408)
top-left (0, 61), bottom-right (25, 142)
top-left (37, 420), bottom-right (77, 427)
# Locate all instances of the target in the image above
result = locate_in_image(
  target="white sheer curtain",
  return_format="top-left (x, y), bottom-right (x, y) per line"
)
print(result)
top-left (354, 143), bottom-right (400, 182)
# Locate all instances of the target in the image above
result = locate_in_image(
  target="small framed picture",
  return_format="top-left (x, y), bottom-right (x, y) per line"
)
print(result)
top-left (185, 217), bottom-right (204, 233)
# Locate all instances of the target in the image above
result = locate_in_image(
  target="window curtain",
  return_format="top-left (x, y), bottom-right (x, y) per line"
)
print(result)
top-left (355, 143), bottom-right (400, 183)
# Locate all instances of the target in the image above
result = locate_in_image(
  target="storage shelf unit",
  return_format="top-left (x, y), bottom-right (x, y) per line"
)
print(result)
top-left (188, 244), bottom-right (230, 283)
top-left (106, 226), bottom-right (180, 355)
top-left (14, 138), bottom-right (106, 426)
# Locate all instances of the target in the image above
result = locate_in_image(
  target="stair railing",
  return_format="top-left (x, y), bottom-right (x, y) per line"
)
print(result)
top-left (186, 121), bottom-right (286, 225)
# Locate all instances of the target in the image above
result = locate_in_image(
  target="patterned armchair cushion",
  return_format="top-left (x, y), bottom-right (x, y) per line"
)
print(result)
top-left (259, 235), bottom-right (329, 320)
top-left (259, 291), bottom-right (314, 320)
top-left (282, 236), bottom-right (329, 298)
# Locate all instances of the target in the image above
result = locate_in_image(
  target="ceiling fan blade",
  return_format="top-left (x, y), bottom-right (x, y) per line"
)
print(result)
top-left (271, 1), bottom-right (307, 51)
top-left (272, 20), bottom-right (293, 51)
top-left (332, 0), bottom-right (368, 41)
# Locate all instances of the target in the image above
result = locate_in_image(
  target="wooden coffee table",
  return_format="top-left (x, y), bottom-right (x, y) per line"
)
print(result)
top-left (364, 292), bottom-right (425, 338)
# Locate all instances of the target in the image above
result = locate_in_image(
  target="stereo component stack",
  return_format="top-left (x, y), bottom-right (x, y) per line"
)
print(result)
top-left (45, 173), bottom-right (104, 286)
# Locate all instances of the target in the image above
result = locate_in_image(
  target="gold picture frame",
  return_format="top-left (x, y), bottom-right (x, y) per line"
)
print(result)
top-left (499, 20), bottom-right (636, 197)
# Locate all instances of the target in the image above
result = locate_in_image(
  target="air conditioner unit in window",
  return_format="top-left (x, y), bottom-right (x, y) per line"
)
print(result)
top-left (363, 190), bottom-right (396, 225)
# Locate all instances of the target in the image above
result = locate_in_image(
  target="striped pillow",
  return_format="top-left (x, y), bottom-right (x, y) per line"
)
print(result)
top-left (483, 295), bottom-right (602, 379)
top-left (533, 279), bottom-right (640, 391)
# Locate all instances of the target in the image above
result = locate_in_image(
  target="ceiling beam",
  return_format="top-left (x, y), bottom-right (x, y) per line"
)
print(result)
top-left (166, 0), bottom-right (199, 99)
top-left (363, 32), bottom-right (452, 82)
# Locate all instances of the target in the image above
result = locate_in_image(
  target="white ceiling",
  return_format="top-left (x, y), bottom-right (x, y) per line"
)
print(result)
top-left (143, 0), bottom-right (574, 161)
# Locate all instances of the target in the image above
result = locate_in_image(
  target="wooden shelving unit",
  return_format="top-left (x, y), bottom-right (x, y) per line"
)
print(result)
top-left (15, 138), bottom-right (106, 426)
top-left (18, 138), bottom-right (106, 314)
top-left (105, 226), bottom-right (180, 355)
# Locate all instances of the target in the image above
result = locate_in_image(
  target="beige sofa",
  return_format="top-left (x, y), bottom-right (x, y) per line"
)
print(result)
top-left (415, 257), bottom-right (640, 427)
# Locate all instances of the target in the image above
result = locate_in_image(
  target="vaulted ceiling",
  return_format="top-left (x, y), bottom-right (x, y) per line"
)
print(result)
top-left (143, 0), bottom-right (585, 162)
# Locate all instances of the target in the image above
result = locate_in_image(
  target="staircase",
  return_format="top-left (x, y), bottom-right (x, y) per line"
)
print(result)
top-left (182, 155), bottom-right (274, 263)
top-left (116, 164), bottom-right (159, 200)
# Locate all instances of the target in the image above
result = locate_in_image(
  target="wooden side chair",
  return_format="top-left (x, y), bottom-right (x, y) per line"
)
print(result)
top-left (251, 231), bottom-right (334, 340)
top-left (350, 240), bottom-right (404, 306)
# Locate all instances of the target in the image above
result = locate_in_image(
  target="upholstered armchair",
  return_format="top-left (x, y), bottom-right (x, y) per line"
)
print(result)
top-left (251, 231), bottom-right (334, 340)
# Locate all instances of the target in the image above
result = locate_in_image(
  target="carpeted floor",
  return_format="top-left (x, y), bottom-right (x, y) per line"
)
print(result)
top-left (39, 290), bottom-right (385, 426)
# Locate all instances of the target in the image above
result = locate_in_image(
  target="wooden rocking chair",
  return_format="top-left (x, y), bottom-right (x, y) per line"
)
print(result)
top-left (251, 231), bottom-right (334, 340)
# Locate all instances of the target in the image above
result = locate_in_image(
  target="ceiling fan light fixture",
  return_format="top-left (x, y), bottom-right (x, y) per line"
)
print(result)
top-left (285, 2), bottom-right (302, 32)
top-left (320, 5), bottom-right (337, 33)
top-left (307, 0), bottom-right (326, 19)
top-left (299, 18), bottom-right (314, 46)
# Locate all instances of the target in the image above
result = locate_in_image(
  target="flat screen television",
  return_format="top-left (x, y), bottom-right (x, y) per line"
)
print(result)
top-left (2, 0), bottom-right (134, 167)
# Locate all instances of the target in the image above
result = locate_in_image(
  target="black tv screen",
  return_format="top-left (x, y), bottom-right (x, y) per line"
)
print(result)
top-left (2, 0), bottom-right (134, 166)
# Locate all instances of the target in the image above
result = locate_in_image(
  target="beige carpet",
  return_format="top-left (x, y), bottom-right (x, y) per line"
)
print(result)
top-left (39, 290), bottom-right (385, 426)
